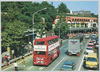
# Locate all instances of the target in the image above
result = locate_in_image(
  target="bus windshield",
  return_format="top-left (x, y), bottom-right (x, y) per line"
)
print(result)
top-left (36, 51), bottom-right (46, 55)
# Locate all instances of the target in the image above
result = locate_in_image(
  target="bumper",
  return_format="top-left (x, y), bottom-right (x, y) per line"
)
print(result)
top-left (85, 37), bottom-right (89, 38)
top-left (86, 65), bottom-right (97, 69)
top-left (96, 45), bottom-right (98, 48)
top-left (69, 51), bottom-right (80, 55)
top-left (33, 61), bottom-right (48, 66)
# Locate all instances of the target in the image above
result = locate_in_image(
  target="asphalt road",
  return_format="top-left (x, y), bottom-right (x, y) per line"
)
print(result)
top-left (2, 38), bottom-right (99, 71)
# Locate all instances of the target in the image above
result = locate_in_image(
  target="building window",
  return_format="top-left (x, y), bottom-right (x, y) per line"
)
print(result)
top-left (82, 19), bottom-right (83, 21)
top-left (77, 19), bottom-right (79, 21)
top-left (84, 19), bottom-right (85, 21)
top-left (86, 19), bottom-right (87, 21)
top-left (94, 19), bottom-right (95, 22)
top-left (75, 19), bottom-right (76, 21)
top-left (88, 19), bottom-right (89, 21)
top-left (72, 19), bottom-right (74, 21)
top-left (80, 19), bottom-right (81, 21)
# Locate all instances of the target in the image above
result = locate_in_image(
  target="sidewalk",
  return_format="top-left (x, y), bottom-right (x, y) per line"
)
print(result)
top-left (1, 51), bottom-right (33, 69)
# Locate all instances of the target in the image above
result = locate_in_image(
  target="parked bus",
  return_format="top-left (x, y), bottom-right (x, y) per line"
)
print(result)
top-left (33, 36), bottom-right (60, 66)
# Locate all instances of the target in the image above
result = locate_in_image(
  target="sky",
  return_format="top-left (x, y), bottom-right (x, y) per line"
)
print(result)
top-left (33, 1), bottom-right (98, 15)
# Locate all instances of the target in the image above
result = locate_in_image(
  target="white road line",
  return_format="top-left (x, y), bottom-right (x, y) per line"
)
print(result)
top-left (52, 57), bottom-right (65, 71)
top-left (39, 67), bottom-right (44, 71)
top-left (78, 55), bottom-right (85, 71)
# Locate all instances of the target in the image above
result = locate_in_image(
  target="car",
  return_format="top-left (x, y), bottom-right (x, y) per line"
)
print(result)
top-left (88, 41), bottom-right (94, 45)
top-left (87, 44), bottom-right (94, 49)
top-left (84, 47), bottom-right (94, 53)
top-left (91, 34), bottom-right (97, 39)
top-left (95, 40), bottom-right (99, 48)
top-left (84, 52), bottom-right (88, 60)
top-left (91, 38), bottom-right (96, 44)
top-left (85, 53), bottom-right (98, 69)
top-left (60, 61), bottom-right (76, 71)
top-left (85, 34), bottom-right (90, 39)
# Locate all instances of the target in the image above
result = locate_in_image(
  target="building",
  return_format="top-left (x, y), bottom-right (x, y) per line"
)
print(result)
top-left (67, 10), bottom-right (91, 15)
top-left (53, 15), bottom-right (98, 33)
top-left (66, 16), bottom-right (97, 28)
top-left (72, 10), bottom-right (91, 15)
top-left (66, 16), bottom-right (98, 33)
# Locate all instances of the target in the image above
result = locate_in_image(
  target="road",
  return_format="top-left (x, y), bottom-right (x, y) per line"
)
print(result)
top-left (2, 38), bottom-right (99, 71)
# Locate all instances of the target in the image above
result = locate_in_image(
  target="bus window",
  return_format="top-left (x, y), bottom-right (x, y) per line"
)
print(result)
top-left (36, 41), bottom-right (45, 45)
top-left (36, 51), bottom-right (45, 55)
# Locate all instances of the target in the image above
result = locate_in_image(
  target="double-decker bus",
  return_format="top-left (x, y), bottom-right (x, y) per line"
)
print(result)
top-left (33, 36), bottom-right (60, 66)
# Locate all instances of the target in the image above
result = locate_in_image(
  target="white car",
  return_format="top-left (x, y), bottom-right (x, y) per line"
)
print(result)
top-left (84, 47), bottom-right (94, 60)
top-left (88, 41), bottom-right (94, 45)
top-left (84, 47), bottom-right (94, 53)
top-left (85, 34), bottom-right (89, 39)
top-left (84, 52), bottom-right (88, 60)
top-left (91, 38), bottom-right (96, 44)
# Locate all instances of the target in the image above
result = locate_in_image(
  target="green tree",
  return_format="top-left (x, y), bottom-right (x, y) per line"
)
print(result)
top-left (57, 2), bottom-right (70, 13)
top-left (1, 2), bottom-right (27, 56)
top-left (54, 22), bottom-right (69, 38)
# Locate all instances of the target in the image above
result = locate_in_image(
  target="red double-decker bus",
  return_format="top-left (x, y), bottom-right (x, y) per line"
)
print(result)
top-left (33, 36), bottom-right (60, 66)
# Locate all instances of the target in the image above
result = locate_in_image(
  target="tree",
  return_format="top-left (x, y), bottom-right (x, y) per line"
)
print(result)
top-left (1, 1), bottom-right (57, 53)
top-left (1, 2), bottom-right (27, 56)
top-left (57, 2), bottom-right (70, 13)
top-left (54, 22), bottom-right (69, 38)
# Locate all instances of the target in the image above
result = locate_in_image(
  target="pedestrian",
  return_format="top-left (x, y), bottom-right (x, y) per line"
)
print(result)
top-left (13, 61), bottom-right (18, 71)
top-left (5, 57), bottom-right (9, 66)
top-left (8, 56), bottom-right (10, 65)
top-left (22, 56), bottom-right (25, 67)
top-left (3, 54), bottom-right (7, 61)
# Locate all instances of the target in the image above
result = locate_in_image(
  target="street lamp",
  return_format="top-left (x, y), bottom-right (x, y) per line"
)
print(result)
top-left (32, 8), bottom-right (47, 47)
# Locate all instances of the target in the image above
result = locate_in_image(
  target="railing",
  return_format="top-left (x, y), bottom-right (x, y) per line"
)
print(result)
top-left (1, 51), bottom-right (33, 68)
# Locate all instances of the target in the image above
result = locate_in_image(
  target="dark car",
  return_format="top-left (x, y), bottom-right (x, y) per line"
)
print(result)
top-left (60, 61), bottom-right (76, 71)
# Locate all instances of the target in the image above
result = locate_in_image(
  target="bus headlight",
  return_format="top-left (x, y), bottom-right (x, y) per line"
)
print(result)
top-left (36, 57), bottom-right (40, 60)
top-left (37, 61), bottom-right (40, 63)
top-left (41, 57), bottom-right (44, 60)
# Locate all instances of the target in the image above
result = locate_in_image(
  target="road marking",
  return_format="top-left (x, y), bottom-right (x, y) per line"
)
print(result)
top-left (39, 67), bottom-right (44, 71)
top-left (52, 57), bottom-right (65, 71)
top-left (78, 55), bottom-right (85, 71)
top-left (27, 66), bottom-right (34, 70)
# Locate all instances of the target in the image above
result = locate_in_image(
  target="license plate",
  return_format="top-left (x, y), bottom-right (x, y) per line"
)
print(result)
top-left (72, 52), bottom-right (76, 54)
top-left (90, 66), bottom-right (93, 68)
